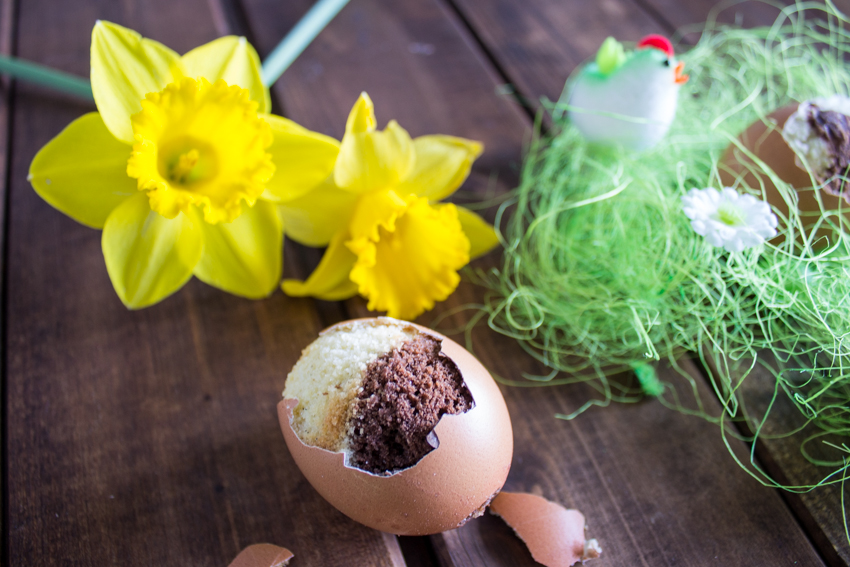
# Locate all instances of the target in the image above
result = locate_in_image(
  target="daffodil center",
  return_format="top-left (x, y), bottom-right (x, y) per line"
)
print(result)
top-left (126, 77), bottom-right (274, 224)
top-left (716, 202), bottom-right (745, 226)
top-left (380, 223), bottom-right (405, 251)
top-left (159, 138), bottom-right (217, 187)
top-left (172, 150), bottom-right (199, 183)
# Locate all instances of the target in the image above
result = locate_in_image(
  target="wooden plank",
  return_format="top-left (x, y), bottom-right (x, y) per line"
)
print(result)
top-left (5, 1), bottom-right (401, 565)
top-left (636, 1), bottom-right (850, 564)
top-left (349, 281), bottom-right (830, 565)
top-left (446, 0), bottom-right (669, 111)
top-left (240, 0), bottom-right (528, 187)
top-left (703, 352), bottom-right (850, 566)
top-left (0, 0), bottom-right (16, 559)
top-left (240, 0), bottom-right (831, 564)
top-left (639, 0), bottom-right (850, 43)
top-left (413, 0), bottom-right (844, 564)
top-left (236, 1), bottom-right (531, 563)
top-left (443, 0), bottom-right (848, 112)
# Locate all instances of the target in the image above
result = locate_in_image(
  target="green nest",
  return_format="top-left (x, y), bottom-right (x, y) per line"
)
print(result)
top-left (474, 0), bottom-right (850, 492)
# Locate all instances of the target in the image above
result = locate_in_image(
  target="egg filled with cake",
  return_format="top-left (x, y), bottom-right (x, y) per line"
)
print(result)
top-left (278, 317), bottom-right (513, 535)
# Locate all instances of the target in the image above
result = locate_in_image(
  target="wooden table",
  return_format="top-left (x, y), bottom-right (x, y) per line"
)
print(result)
top-left (3, 0), bottom-right (850, 565)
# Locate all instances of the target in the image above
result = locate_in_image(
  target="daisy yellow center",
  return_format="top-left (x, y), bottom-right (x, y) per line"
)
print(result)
top-left (126, 77), bottom-right (274, 224)
top-left (346, 190), bottom-right (470, 320)
top-left (716, 202), bottom-right (746, 226)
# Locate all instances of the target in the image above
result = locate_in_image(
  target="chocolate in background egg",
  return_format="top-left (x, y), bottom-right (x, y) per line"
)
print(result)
top-left (719, 104), bottom-right (848, 242)
top-left (278, 320), bottom-right (514, 536)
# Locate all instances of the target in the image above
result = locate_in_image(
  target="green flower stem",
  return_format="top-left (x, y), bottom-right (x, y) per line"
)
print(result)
top-left (260, 0), bottom-right (350, 87)
top-left (0, 54), bottom-right (93, 100)
top-left (1, 0), bottom-right (350, 101)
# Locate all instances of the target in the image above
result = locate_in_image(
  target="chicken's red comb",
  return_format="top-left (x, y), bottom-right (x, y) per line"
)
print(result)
top-left (637, 34), bottom-right (674, 57)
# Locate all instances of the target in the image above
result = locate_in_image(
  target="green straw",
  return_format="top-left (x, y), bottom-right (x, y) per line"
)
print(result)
top-left (0, 54), bottom-right (93, 100)
top-left (260, 0), bottom-right (350, 87)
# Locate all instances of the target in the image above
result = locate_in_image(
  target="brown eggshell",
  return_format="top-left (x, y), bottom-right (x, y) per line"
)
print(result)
top-left (720, 104), bottom-right (848, 242)
top-left (278, 319), bottom-right (513, 536)
top-left (489, 492), bottom-right (600, 567)
top-left (228, 544), bottom-right (293, 567)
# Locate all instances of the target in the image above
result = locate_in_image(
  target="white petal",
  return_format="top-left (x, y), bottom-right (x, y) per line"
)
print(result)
top-left (690, 220), bottom-right (707, 235)
top-left (706, 232), bottom-right (725, 247)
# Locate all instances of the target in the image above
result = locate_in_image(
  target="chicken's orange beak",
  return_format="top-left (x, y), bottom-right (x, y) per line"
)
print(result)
top-left (674, 61), bottom-right (689, 85)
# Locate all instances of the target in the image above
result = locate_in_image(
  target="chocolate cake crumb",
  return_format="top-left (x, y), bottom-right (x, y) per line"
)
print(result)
top-left (807, 105), bottom-right (850, 198)
top-left (348, 335), bottom-right (474, 474)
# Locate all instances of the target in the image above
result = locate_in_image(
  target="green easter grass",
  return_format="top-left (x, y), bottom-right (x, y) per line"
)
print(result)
top-left (464, 0), bottom-right (850, 502)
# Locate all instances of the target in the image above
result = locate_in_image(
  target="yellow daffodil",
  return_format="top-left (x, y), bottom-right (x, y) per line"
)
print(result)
top-left (29, 21), bottom-right (339, 308)
top-left (281, 93), bottom-right (499, 320)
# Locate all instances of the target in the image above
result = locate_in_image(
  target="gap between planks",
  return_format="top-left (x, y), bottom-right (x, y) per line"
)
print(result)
top-left (0, 0), bottom-right (18, 562)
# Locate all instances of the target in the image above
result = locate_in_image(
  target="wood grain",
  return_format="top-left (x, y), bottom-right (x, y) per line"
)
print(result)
top-left (704, 352), bottom-right (850, 566)
top-left (636, 1), bottom-right (850, 564)
top-left (639, 0), bottom-right (850, 44)
top-left (240, 0), bottom-right (528, 195)
top-left (0, 0), bottom-right (15, 559)
top-left (236, 0), bottom-right (831, 563)
top-left (4, 0), bottom-right (847, 565)
top-left (237, 1), bottom-right (531, 562)
top-left (4, 1), bottom-right (400, 565)
top-left (404, 285), bottom-right (826, 564)
top-left (400, 0), bottom-right (843, 564)
top-left (446, 0), bottom-right (668, 112)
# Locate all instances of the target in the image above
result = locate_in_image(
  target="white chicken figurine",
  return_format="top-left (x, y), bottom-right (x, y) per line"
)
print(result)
top-left (562, 34), bottom-right (689, 151)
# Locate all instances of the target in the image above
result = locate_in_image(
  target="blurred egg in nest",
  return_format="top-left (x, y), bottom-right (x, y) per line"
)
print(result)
top-left (278, 317), bottom-right (513, 535)
top-left (720, 97), bottom-right (850, 243)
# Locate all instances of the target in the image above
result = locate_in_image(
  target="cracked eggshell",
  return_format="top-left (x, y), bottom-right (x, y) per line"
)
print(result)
top-left (278, 319), bottom-right (513, 536)
top-left (228, 544), bottom-right (293, 567)
top-left (719, 104), bottom-right (847, 241)
top-left (490, 492), bottom-right (600, 567)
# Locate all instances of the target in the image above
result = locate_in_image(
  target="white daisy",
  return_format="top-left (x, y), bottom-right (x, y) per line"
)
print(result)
top-left (681, 187), bottom-right (778, 252)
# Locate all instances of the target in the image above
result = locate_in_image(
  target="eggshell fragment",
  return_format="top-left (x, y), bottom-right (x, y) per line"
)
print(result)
top-left (278, 319), bottom-right (514, 536)
top-left (228, 544), bottom-right (293, 567)
top-left (719, 104), bottom-right (848, 242)
top-left (489, 492), bottom-right (600, 567)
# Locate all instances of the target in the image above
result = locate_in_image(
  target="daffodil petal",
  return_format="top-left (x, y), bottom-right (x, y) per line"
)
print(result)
top-left (349, 198), bottom-right (469, 320)
top-left (262, 114), bottom-right (340, 203)
top-left (348, 188), bottom-right (407, 243)
top-left (345, 91), bottom-right (377, 134)
top-left (191, 200), bottom-right (282, 298)
top-left (455, 206), bottom-right (499, 259)
top-left (278, 177), bottom-right (358, 247)
top-left (398, 135), bottom-right (483, 201)
top-left (29, 112), bottom-right (136, 229)
top-left (282, 231), bottom-right (358, 300)
top-left (102, 193), bottom-right (202, 308)
top-left (335, 94), bottom-right (414, 193)
top-left (182, 36), bottom-right (270, 114)
top-left (91, 21), bottom-right (185, 144)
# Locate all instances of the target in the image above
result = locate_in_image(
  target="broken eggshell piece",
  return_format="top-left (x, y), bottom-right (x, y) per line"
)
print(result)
top-left (228, 544), bottom-right (293, 567)
top-left (490, 492), bottom-right (601, 567)
top-left (720, 100), bottom-right (850, 243)
top-left (278, 318), bottom-right (514, 536)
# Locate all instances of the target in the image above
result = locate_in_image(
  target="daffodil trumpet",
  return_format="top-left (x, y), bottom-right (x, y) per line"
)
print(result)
top-left (281, 92), bottom-right (499, 321)
top-left (29, 21), bottom-right (339, 308)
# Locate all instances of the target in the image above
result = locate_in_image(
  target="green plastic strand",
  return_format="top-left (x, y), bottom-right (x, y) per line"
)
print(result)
top-left (469, 0), bottom-right (850, 492)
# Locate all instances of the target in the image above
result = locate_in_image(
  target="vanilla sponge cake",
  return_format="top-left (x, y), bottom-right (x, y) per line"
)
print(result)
top-left (283, 318), bottom-right (474, 474)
